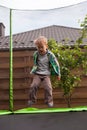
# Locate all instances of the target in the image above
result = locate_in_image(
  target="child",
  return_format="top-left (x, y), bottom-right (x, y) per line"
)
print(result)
top-left (28, 36), bottom-right (60, 107)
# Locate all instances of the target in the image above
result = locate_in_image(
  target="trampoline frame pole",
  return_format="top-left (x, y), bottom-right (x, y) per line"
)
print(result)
top-left (9, 9), bottom-right (13, 112)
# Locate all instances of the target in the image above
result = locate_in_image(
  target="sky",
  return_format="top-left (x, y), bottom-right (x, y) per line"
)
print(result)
top-left (0, 0), bottom-right (86, 9)
top-left (0, 0), bottom-right (87, 36)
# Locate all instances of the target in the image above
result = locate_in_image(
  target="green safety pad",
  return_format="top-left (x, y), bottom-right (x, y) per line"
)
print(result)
top-left (14, 106), bottom-right (87, 114)
top-left (1, 106), bottom-right (87, 115)
top-left (0, 110), bottom-right (12, 115)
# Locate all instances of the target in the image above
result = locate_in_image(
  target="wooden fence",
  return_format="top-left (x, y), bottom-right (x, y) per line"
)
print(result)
top-left (0, 49), bottom-right (87, 110)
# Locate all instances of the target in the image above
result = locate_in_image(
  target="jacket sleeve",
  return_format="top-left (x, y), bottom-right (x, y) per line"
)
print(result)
top-left (30, 51), bottom-right (38, 74)
top-left (49, 51), bottom-right (61, 76)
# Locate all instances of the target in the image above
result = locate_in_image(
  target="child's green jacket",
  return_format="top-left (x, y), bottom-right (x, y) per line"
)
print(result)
top-left (30, 50), bottom-right (61, 76)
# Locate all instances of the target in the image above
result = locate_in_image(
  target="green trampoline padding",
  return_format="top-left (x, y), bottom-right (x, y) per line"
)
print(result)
top-left (14, 106), bottom-right (87, 114)
top-left (0, 106), bottom-right (87, 115)
top-left (0, 110), bottom-right (12, 115)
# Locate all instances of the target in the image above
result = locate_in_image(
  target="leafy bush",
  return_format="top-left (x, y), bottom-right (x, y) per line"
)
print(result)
top-left (48, 39), bottom-right (87, 107)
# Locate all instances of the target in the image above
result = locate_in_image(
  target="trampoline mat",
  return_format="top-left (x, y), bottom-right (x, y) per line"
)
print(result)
top-left (0, 111), bottom-right (87, 130)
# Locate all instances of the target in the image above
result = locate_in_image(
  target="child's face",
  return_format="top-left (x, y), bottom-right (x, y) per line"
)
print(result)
top-left (36, 43), bottom-right (47, 55)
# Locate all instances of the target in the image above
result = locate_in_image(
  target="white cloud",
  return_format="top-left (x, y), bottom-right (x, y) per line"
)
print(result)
top-left (0, 0), bottom-right (86, 9)
top-left (0, 1), bottom-right (87, 35)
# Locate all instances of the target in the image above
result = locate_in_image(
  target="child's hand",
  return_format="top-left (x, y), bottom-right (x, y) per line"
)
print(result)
top-left (57, 76), bottom-right (60, 81)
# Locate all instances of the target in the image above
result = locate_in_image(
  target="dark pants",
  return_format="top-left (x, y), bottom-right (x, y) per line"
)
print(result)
top-left (29, 74), bottom-right (53, 104)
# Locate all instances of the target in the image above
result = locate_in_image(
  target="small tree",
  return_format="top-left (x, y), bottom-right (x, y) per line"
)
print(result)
top-left (48, 39), bottom-right (86, 107)
top-left (77, 15), bottom-right (87, 75)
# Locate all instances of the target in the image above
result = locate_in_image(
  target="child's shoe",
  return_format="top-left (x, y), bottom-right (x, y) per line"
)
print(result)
top-left (28, 101), bottom-right (34, 107)
top-left (47, 102), bottom-right (54, 108)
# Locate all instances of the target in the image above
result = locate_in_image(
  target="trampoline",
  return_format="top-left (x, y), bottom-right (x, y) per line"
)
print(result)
top-left (0, 111), bottom-right (87, 130)
top-left (0, 1), bottom-right (87, 130)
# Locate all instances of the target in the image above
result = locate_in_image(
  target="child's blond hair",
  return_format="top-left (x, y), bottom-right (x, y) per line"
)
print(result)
top-left (34, 36), bottom-right (48, 48)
